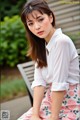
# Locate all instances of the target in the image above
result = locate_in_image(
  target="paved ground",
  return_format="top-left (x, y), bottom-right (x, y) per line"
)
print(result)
top-left (0, 96), bottom-right (32, 120)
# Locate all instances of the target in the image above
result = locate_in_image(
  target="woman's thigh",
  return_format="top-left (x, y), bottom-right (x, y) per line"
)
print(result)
top-left (17, 84), bottom-right (80, 120)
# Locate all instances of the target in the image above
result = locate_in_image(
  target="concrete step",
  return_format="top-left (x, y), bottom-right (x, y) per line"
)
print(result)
top-left (0, 96), bottom-right (31, 120)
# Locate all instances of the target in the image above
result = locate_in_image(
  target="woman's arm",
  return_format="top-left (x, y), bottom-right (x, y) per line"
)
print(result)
top-left (31, 62), bottom-right (46, 120)
top-left (32, 86), bottom-right (45, 116)
top-left (50, 91), bottom-right (65, 120)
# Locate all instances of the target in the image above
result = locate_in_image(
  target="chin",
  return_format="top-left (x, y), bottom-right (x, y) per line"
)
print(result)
top-left (38, 36), bottom-right (44, 39)
top-left (37, 34), bottom-right (47, 39)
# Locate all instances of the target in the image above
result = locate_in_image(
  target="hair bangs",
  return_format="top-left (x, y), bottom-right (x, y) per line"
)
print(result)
top-left (21, 5), bottom-right (51, 24)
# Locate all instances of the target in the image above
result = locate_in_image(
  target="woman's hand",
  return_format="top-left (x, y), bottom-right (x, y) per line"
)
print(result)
top-left (30, 115), bottom-right (42, 120)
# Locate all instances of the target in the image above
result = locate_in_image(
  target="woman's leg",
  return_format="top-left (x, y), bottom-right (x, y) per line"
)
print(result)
top-left (59, 84), bottom-right (80, 120)
top-left (17, 84), bottom-right (80, 120)
top-left (17, 87), bottom-right (52, 120)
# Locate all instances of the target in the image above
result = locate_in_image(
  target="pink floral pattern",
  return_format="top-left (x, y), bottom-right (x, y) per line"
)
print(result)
top-left (68, 91), bottom-right (74, 96)
top-left (67, 99), bottom-right (76, 105)
top-left (17, 84), bottom-right (80, 120)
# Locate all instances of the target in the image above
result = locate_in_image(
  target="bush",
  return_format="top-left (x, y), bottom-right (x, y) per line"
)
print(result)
top-left (0, 15), bottom-right (29, 67)
top-left (1, 0), bottom-right (27, 21)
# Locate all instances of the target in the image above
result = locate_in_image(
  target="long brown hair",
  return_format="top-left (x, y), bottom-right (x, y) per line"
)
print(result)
top-left (21, 0), bottom-right (55, 68)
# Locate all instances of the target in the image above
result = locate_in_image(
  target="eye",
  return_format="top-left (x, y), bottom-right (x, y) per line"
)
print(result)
top-left (28, 22), bottom-right (33, 26)
top-left (38, 18), bottom-right (44, 22)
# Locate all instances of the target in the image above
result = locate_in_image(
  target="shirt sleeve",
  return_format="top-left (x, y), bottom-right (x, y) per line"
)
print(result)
top-left (31, 62), bottom-right (46, 90)
top-left (51, 37), bottom-right (71, 91)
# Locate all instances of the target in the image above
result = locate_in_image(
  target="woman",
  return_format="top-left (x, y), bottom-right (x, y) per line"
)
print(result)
top-left (18, 0), bottom-right (80, 120)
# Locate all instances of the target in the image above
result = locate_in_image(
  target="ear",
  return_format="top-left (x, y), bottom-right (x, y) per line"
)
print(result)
top-left (49, 13), bottom-right (53, 24)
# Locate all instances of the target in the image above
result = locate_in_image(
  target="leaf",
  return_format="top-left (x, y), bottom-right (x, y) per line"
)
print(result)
top-left (1, 15), bottom-right (28, 67)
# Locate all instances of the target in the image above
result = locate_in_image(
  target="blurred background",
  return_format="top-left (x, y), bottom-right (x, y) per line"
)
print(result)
top-left (1, 0), bottom-right (80, 103)
top-left (1, 0), bottom-right (29, 103)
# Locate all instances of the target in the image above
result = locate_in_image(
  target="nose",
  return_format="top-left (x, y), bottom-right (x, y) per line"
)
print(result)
top-left (34, 23), bottom-right (40, 30)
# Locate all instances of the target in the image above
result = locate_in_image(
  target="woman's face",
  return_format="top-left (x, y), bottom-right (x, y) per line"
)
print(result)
top-left (26, 10), bottom-right (53, 40)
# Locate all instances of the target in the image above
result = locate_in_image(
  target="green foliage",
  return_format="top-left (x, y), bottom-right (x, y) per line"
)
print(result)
top-left (66, 32), bottom-right (80, 42)
top-left (0, 15), bottom-right (29, 67)
top-left (1, 79), bottom-right (27, 102)
top-left (1, 0), bottom-right (27, 21)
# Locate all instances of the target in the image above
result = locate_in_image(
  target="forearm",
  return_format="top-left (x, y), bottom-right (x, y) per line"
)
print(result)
top-left (33, 86), bottom-right (45, 116)
top-left (51, 91), bottom-right (65, 119)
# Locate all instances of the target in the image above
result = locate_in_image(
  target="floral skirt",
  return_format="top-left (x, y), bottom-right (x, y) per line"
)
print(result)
top-left (17, 84), bottom-right (80, 120)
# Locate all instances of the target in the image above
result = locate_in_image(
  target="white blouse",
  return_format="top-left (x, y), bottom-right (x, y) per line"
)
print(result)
top-left (31, 28), bottom-right (79, 91)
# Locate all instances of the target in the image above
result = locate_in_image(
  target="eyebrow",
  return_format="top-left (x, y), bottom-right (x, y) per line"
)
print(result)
top-left (27, 16), bottom-right (43, 23)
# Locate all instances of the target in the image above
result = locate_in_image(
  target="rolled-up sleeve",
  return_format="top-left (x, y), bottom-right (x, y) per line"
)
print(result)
top-left (31, 63), bottom-right (46, 90)
top-left (50, 38), bottom-right (71, 91)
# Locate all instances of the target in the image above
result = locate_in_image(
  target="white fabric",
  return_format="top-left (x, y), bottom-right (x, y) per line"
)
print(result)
top-left (31, 63), bottom-right (46, 89)
top-left (31, 28), bottom-right (79, 91)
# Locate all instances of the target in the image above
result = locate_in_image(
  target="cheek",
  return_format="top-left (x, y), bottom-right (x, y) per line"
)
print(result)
top-left (42, 19), bottom-right (51, 28)
top-left (28, 26), bottom-right (34, 33)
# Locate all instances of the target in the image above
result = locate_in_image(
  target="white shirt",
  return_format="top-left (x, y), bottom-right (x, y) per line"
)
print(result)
top-left (31, 28), bottom-right (79, 91)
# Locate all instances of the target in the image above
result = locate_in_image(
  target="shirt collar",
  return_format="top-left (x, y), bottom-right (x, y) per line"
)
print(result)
top-left (46, 28), bottom-right (62, 52)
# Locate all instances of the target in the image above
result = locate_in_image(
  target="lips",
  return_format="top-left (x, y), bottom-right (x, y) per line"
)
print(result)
top-left (37, 31), bottom-right (44, 35)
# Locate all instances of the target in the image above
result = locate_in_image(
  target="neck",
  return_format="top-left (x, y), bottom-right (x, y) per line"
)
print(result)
top-left (45, 27), bottom-right (56, 43)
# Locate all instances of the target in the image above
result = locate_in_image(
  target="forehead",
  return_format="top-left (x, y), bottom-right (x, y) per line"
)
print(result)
top-left (26, 10), bottom-right (43, 21)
